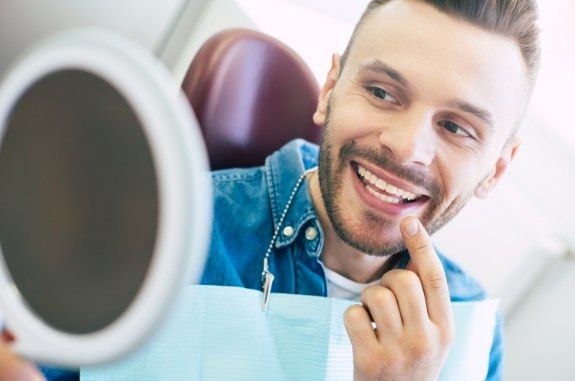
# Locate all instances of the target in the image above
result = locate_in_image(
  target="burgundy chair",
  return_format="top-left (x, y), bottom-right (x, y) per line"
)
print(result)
top-left (181, 28), bottom-right (321, 170)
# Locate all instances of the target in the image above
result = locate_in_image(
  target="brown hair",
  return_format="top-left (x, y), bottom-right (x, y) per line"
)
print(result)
top-left (340, 0), bottom-right (540, 87)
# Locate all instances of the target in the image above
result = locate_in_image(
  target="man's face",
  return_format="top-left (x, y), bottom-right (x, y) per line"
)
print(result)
top-left (313, 0), bottom-right (528, 256)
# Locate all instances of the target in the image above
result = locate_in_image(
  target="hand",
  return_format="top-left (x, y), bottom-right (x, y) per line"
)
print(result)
top-left (344, 217), bottom-right (454, 381)
top-left (0, 330), bottom-right (45, 381)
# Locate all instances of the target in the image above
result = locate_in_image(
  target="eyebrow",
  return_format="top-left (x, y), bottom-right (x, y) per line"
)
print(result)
top-left (356, 59), bottom-right (409, 87)
top-left (446, 99), bottom-right (495, 132)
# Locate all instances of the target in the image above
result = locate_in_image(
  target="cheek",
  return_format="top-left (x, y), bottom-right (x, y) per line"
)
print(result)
top-left (328, 97), bottom-right (383, 142)
top-left (436, 152), bottom-right (484, 200)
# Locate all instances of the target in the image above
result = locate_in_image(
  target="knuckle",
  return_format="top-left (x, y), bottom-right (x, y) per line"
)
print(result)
top-left (425, 270), bottom-right (447, 290)
top-left (360, 286), bottom-right (376, 305)
top-left (406, 327), bottom-right (439, 360)
top-left (371, 287), bottom-right (395, 307)
top-left (362, 285), bottom-right (380, 297)
top-left (408, 340), bottom-right (435, 362)
top-left (388, 269), bottom-right (421, 289)
top-left (413, 239), bottom-right (432, 253)
top-left (344, 305), bottom-right (366, 325)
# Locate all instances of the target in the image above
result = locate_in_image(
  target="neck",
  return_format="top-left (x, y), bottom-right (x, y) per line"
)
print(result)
top-left (307, 170), bottom-right (392, 284)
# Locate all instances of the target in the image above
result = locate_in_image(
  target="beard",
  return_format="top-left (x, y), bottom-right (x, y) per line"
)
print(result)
top-left (317, 120), bottom-right (474, 257)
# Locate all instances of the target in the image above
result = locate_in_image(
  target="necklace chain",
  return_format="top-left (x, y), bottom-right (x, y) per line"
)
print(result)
top-left (261, 166), bottom-right (317, 310)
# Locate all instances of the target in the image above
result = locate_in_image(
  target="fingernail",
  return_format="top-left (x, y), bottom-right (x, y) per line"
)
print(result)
top-left (404, 219), bottom-right (419, 236)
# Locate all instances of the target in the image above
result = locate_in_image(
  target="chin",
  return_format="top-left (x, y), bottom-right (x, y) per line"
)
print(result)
top-left (330, 205), bottom-right (409, 257)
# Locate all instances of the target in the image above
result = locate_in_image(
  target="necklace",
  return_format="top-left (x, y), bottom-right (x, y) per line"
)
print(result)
top-left (261, 166), bottom-right (317, 311)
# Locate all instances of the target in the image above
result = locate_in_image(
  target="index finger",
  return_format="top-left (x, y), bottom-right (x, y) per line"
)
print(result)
top-left (400, 216), bottom-right (451, 325)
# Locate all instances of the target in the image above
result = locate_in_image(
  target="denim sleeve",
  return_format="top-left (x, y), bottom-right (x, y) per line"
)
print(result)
top-left (485, 313), bottom-right (504, 381)
top-left (39, 365), bottom-right (79, 381)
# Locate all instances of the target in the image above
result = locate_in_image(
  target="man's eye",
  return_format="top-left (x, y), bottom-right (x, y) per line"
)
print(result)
top-left (439, 120), bottom-right (473, 138)
top-left (368, 87), bottom-right (397, 103)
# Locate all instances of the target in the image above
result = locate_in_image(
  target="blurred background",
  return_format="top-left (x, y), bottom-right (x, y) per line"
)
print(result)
top-left (1, 0), bottom-right (573, 379)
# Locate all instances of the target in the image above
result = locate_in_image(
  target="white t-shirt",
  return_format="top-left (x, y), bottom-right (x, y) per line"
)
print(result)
top-left (323, 266), bottom-right (379, 301)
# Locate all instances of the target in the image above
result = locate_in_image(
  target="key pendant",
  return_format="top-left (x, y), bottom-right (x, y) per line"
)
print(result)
top-left (262, 270), bottom-right (275, 311)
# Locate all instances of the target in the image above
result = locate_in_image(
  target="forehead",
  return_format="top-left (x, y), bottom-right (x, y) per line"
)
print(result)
top-left (345, 0), bottom-right (528, 138)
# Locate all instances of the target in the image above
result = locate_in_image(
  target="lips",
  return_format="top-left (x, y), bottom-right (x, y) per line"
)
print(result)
top-left (349, 161), bottom-right (430, 215)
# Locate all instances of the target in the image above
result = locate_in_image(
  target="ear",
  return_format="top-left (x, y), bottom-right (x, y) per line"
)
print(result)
top-left (313, 53), bottom-right (341, 127)
top-left (474, 136), bottom-right (521, 199)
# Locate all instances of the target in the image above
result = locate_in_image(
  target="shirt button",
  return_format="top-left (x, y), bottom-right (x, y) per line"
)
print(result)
top-left (305, 226), bottom-right (318, 241)
top-left (283, 226), bottom-right (295, 237)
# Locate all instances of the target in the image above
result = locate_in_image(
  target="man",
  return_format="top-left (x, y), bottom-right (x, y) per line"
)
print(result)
top-left (1, 0), bottom-right (540, 380)
top-left (203, 1), bottom-right (536, 380)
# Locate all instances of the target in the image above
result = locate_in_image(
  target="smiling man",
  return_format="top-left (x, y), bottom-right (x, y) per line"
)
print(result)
top-left (304, 1), bottom-right (538, 379)
top-left (3, 0), bottom-right (539, 380)
top-left (312, 1), bottom-right (533, 277)
top-left (200, 1), bottom-right (537, 379)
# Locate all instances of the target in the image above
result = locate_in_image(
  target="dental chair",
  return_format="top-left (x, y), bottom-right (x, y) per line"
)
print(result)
top-left (181, 28), bottom-right (321, 170)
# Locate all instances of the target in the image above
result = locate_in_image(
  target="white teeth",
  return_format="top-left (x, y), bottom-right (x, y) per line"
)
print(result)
top-left (356, 164), bottom-right (421, 201)
top-left (367, 185), bottom-right (401, 204)
top-left (385, 183), bottom-right (397, 194)
top-left (368, 173), bottom-right (377, 185)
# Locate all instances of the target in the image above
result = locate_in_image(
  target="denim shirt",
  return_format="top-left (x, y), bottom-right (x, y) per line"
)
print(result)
top-left (42, 139), bottom-right (502, 381)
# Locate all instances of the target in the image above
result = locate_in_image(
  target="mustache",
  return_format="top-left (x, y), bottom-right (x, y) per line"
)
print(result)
top-left (339, 141), bottom-right (442, 199)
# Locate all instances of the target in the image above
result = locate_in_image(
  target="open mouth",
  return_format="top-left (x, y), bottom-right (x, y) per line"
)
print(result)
top-left (350, 161), bottom-right (428, 205)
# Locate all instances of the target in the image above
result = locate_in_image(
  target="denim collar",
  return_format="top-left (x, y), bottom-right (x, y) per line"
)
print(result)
top-left (264, 139), bottom-right (322, 256)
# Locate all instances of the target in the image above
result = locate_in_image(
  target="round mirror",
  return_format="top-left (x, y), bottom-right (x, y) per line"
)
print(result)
top-left (0, 29), bottom-right (211, 366)
top-left (0, 69), bottom-right (159, 335)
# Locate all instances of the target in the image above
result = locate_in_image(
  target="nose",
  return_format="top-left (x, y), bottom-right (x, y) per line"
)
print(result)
top-left (377, 107), bottom-right (436, 167)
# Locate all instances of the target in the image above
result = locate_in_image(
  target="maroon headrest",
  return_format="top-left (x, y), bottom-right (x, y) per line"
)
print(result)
top-left (181, 28), bottom-right (321, 170)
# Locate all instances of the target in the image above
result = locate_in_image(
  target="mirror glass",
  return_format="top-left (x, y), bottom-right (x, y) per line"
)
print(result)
top-left (0, 69), bottom-right (159, 334)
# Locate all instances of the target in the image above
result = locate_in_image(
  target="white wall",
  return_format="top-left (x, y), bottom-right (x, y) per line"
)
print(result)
top-left (159, 0), bottom-right (257, 83)
top-left (0, 0), bottom-right (205, 76)
top-left (504, 256), bottom-right (575, 381)
top-left (161, 0), bottom-right (367, 84)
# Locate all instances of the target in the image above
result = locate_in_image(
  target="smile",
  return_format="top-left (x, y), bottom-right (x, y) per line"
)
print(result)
top-left (351, 161), bottom-right (428, 208)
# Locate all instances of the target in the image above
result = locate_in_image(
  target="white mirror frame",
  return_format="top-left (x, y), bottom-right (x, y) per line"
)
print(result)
top-left (0, 29), bottom-right (212, 366)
